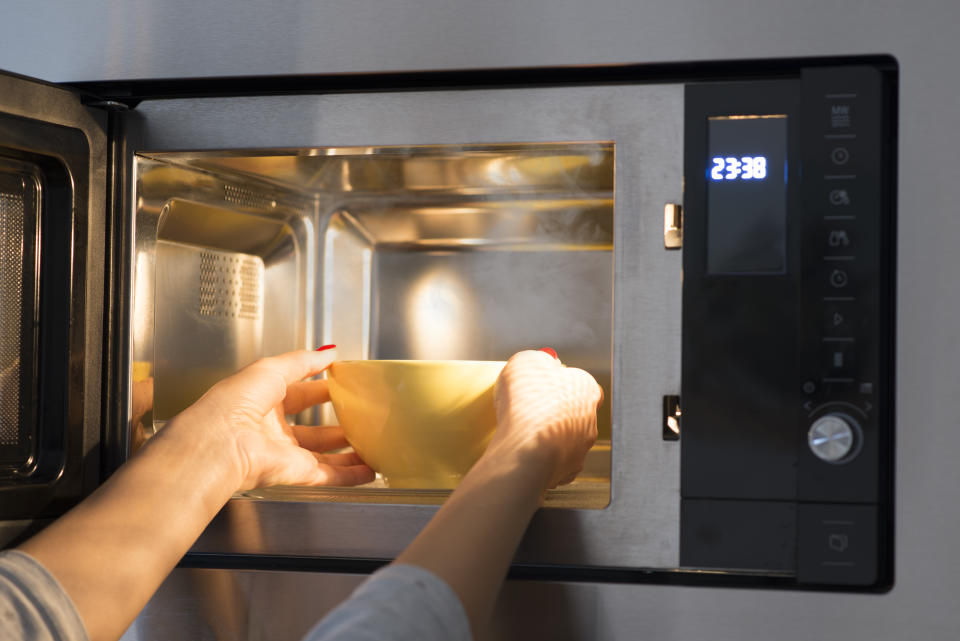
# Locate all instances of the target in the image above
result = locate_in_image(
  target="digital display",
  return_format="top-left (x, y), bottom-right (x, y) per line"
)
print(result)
top-left (710, 156), bottom-right (767, 181)
top-left (707, 115), bottom-right (787, 274)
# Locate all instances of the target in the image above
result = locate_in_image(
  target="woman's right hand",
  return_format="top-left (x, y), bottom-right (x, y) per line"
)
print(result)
top-left (490, 349), bottom-right (603, 489)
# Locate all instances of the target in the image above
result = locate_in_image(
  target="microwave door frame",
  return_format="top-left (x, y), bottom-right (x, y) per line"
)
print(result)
top-left (0, 70), bottom-right (108, 545)
top-left (112, 78), bottom-right (685, 581)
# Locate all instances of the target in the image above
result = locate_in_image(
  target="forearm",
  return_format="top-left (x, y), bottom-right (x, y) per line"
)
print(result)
top-left (395, 442), bottom-right (553, 637)
top-left (18, 407), bottom-right (239, 641)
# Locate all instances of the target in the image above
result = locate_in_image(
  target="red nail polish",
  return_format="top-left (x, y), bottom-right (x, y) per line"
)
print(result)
top-left (316, 344), bottom-right (337, 352)
top-left (539, 347), bottom-right (558, 359)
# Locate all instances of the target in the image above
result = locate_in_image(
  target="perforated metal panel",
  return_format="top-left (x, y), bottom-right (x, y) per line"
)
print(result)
top-left (198, 251), bottom-right (263, 320)
top-left (0, 189), bottom-right (24, 446)
top-left (224, 184), bottom-right (273, 209)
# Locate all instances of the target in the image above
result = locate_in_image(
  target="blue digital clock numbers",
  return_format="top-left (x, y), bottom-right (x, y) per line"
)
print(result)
top-left (709, 156), bottom-right (768, 181)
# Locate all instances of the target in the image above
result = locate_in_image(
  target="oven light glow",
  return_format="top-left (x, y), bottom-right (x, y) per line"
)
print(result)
top-left (709, 156), bottom-right (767, 181)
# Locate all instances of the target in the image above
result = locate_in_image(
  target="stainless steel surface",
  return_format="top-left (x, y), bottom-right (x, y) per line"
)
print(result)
top-left (133, 157), bottom-right (314, 429)
top-left (6, 1), bottom-right (960, 638)
top-left (314, 142), bottom-right (614, 447)
top-left (131, 85), bottom-right (683, 569)
top-left (0, 1), bottom-right (944, 82)
top-left (663, 203), bottom-right (682, 249)
top-left (154, 242), bottom-right (265, 420)
top-left (122, 567), bottom-right (616, 641)
top-left (808, 413), bottom-right (860, 464)
top-left (0, 520), bottom-right (49, 549)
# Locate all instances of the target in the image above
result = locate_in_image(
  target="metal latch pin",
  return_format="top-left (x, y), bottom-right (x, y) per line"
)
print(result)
top-left (663, 203), bottom-right (682, 249)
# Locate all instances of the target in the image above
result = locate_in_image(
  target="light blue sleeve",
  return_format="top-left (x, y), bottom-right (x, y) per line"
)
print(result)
top-left (302, 564), bottom-right (471, 641)
top-left (0, 550), bottom-right (89, 641)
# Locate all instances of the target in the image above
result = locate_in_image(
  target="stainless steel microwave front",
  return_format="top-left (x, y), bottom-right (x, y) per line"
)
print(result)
top-left (126, 85), bottom-right (685, 572)
top-left (0, 58), bottom-right (895, 590)
top-left (121, 63), bottom-right (895, 589)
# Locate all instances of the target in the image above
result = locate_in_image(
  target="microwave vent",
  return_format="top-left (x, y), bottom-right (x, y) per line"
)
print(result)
top-left (224, 184), bottom-right (274, 210)
top-left (197, 251), bottom-right (263, 320)
top-left (0, 191), bottom-right (24, 445)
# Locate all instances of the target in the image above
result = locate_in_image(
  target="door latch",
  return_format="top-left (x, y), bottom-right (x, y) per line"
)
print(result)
top-left (663, 203), bottom-right (682, 249)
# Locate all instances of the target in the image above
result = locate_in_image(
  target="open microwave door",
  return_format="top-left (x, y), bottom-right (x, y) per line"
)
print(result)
top-left (0, 70), bottom-right (108, 545)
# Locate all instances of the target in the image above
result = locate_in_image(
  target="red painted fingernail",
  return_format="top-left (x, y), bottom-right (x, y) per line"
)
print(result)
top-left (539, 347), bottom-right (558, 359)
top-left (316, 344), bottom-right (337, 352)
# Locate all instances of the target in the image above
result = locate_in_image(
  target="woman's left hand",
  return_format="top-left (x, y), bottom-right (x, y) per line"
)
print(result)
top-left (169, 348), bottom-right (374, 491)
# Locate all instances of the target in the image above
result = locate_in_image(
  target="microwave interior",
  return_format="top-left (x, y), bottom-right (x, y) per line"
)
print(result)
top-left (133, 142), bottom-right (615, 509)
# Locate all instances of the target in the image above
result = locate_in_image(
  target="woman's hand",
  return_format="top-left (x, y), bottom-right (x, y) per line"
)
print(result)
top-left (490, 349), bottom-right (603, 489)
top-left (395, 348), bottom-right (603, 637)
top-left (18, 349), bottom-right (375, 641)
top-left (165, 348), bottom-right (374, 492)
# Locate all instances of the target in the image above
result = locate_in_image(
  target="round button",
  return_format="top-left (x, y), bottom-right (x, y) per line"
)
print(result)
top-left (831, 147), bottom-right (850, 165)
top-left (808, 414), bottom-right (861, 464)
top-left (829, 269), bottom-right (849, 288)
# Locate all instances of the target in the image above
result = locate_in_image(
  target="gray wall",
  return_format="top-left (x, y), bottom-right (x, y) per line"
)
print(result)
top-left (3, 0), bottom-right (960, 639)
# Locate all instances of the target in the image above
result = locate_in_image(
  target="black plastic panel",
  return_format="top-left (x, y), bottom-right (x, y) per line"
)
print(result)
top-left (681, 65), bottom-right (895, 588)
top-left (797, 503), bottom-right (878, 585)
top-left (681, 499), bottom-right (796, 572)
top-left (796, 66), bottom-right (889, 504)
top-left (681, 80), bottom-right (802, 501)
top-left (0, 111), bottom-right (89, 519)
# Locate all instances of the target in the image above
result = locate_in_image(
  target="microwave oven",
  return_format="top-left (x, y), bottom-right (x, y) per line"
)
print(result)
top-left (0, 55), bottom-right (896, 590)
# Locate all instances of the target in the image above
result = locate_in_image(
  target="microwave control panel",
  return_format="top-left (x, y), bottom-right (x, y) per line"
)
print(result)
top-left (680, 65), bottom-right (895, 589)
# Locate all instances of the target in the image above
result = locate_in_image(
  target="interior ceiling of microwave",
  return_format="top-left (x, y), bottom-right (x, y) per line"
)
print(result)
top-left (139, 143), bottom-right (615, 250)
top-left (176, 143), bottom-right (614, 194)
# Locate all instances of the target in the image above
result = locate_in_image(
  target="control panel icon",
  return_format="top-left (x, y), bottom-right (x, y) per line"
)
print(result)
top-left (829, 269), bottom-right (849, 288)
top-left (830, 104), bottom-right (852, 128)
top-left (828, 230), bottom-right (850, 247)
top-left (828, 533), bottom-right (850, 553)
top-left (829, 189), bottom-right (851, 206)
top-left (831, 147), bottom-right (851, 165)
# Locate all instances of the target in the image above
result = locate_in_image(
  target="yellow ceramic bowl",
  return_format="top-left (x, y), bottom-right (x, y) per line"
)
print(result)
top-left (327, 360), bottom-right (506, 488)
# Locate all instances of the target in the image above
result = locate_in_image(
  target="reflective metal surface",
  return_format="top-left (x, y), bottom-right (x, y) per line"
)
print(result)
top-left (130, 85), bottom-right (683, 569)
top-left (663, 203), bottom-right (683, 249)
top-left (132, 157), bottom-right (314, 436)
top-left (138, 141), bottom-right (614, 504)
top-left (122, 567), bottom-right (613, 641)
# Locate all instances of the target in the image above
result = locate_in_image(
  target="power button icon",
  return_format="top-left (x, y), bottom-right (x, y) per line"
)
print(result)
top-left (829, 269), bottom-right (849, 288)
top-left (831, 147), bottom-right (851, 165)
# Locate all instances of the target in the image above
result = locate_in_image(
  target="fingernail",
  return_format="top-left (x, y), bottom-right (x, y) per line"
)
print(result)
top-left (316, 344), bottom-right (337, 352)
top-left (539, 347), bottom-right (558, 359)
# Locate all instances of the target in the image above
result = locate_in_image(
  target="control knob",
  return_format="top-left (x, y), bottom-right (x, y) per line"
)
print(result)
top-left (807, 413), bottom-right (862, 464)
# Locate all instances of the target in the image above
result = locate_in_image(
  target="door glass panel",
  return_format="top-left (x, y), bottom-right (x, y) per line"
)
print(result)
top-left (0, 162), bottom-right (39, 476)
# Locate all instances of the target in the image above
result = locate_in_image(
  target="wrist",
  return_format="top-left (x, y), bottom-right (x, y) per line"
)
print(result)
top-left (151, 405), bottom-right (245, 505)
top-left (478, 434), bottom-right (557, 494)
